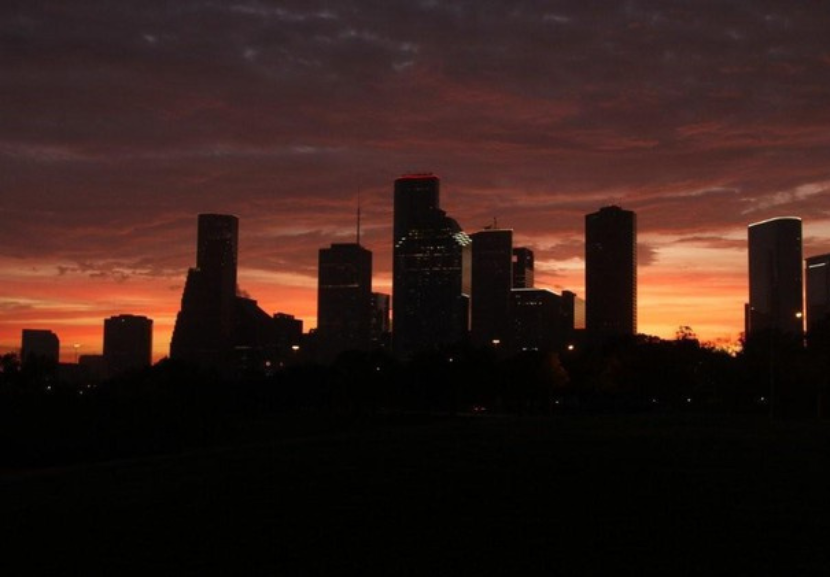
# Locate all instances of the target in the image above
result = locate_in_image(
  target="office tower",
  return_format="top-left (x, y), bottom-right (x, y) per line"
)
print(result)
top-left (171, 214), bottom-right (239, 366)
top-left (509, 289), bottom-right (569, 353)
top-left (471, 229), bottom-right (513, 347)
top-left (512, 247), bottom-right (534, 289)
top-left (20, 329), bottom-right (59, 365)
top-left (806, 253), bottom-right (830, 334)
top-left (317, 243), bottom-right (373, 360)
top-left (103, 314), bottom-right (153, 376)
top-left (370, 292), bottom-right (391, 349)
top-left (585, 205), bottom-right (637, 339)
top-left (393, 174), bottom-right (472, 356)
top-left (197, 213), bottom-right (239, 344)
top-left (746, 217), bottom-right (803, 337)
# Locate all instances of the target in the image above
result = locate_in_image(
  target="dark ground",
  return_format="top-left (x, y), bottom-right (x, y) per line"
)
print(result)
top-left (3, 413), bottom-right (829, 576)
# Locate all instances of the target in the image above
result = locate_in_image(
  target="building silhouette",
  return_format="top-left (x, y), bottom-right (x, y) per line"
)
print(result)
top-left (21, 329), bottom-right (59, 366)
top-left (471, 228), bottom-right (513, 347)
top-left (512, 247), bottom-right (534, 289)
top-left (509, 289), bottom-right (583, 353)
top-left (746, 217), bottom-right (803, 337)
top-left (171, 214), bottom-right (239, 366)
top-left (317, 243), bottom-right (373, 360)
top-left (806, 253), bottom-right (830, 335)
top-left (170, 214), bottom-right (306, 373)
top-left (103, 314), bottom-right (153, 376)
top-left (585, 205), bottom-right (637, 340)
top-left (393, 174), bottom-right (471, 356)
top-left (370, 292), bottom-right (391, 349)
top-left (274, 312), bottom-right (303, 361)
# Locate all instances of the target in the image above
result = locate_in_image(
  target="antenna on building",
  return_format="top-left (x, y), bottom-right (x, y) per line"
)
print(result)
top-left (356, 188), bottom-right (362, 245)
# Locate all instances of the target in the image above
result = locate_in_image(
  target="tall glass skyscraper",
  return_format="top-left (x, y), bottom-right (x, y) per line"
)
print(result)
top-left (747, 217), bottom-right (803, 337)
top-left (585, 205), bottom-right (637, 340)
top-left (392, 174), bottom-right (471, 356)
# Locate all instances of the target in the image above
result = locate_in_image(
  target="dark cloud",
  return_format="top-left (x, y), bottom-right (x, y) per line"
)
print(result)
top-left (2, 0), bottom-right (830, 349)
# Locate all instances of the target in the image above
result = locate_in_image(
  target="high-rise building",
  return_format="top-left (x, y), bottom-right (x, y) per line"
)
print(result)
top-left (393, 174), bottom-right (472, 356)
top-left (585, 205), bottom-right (637, 339)
top-left (171, 214), bottom-right (239, 366)
top-left (806, 253), bottom-right (830, 335)
top-left (103, 314), bottom-right (153, 376)
top-left (20, 329), bottom-right (59, 366)
top-left (747, 217), bottom-right (803, 337)
top-left (512, 247), bottom-right (534, 289)
top-left (317, 243), bottom-right (373, 360)
top-left (471, 229), bottom-right (513, 347)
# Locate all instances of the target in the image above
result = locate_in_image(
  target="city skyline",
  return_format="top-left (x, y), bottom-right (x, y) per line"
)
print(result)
top-left (3, 2), bottom-right (830, 360)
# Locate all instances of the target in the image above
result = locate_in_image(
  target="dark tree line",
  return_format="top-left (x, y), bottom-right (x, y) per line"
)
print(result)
top-left (2, 326), bottom-right (828, 468)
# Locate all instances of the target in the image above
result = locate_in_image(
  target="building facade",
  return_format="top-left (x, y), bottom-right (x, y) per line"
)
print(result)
top-left (392, 174), bottom-right (471, 356)
top-left (585, 206), bottom-right (637, 340)
top-left (512, 247), bottom-right (534, 289)
top-left (471, 229), bottom-right (513, 347)
top-left (805, 253), bottom-right (830, 336)
top-left (21, 329), bottom-right (60, 366)
top-left (317, 243), bottom-right (373, 360)
top-left (103, 314), bottom-right (153, 376)
top-left (746, 217), bottom-right (803, 337)
top-left (509, 289), bottom-right (564, 353)
top-left (171, 214), bottom-right (239, 366)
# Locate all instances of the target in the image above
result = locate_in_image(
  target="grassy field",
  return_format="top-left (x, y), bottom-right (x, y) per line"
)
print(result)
top-left (3, 413), bottom-right (829, 575)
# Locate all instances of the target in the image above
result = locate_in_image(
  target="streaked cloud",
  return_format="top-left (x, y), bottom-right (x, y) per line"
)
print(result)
top-left (2, 0), bottom-right (830, 359)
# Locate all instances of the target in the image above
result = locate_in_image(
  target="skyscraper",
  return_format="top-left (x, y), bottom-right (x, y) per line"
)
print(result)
top-left (317, 243), bottom-right (373, 360)
top-left (585, 205), bottom-right (637, 339)
top-left (471, 228), bottom-right (513, 347)
top-left (393, 174), bottom-right (472, 356)
top-left (747, 217), bottom-right (803, 337)
top-left (20, 329), bottom-right (59, 366)
top-left (806, 253), bottom-right (830, 335)
top-left (512, 247), bottom-right (534, 289)
top-left (171, 214), bottom-right (239, 366)
top-left (103, 314), bottom-right (153, 376)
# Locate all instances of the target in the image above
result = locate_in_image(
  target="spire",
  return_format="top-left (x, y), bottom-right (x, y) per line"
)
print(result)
top-left (356, 189), bottom-right (362, 245)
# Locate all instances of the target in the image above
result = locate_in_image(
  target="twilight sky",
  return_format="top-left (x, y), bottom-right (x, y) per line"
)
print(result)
top-left (2, 1), bottom-right (830, 361)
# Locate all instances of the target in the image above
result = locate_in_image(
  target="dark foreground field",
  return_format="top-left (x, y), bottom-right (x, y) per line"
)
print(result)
top-left (3, 414), bottom-right (830, 576)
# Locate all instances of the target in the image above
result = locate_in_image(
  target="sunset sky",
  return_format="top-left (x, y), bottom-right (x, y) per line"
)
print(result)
top-left (2, 1), bottom-right (830, 361)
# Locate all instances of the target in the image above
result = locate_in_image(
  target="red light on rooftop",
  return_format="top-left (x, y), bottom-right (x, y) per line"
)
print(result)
top-left (397, 173), bottom-right (439, 181)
